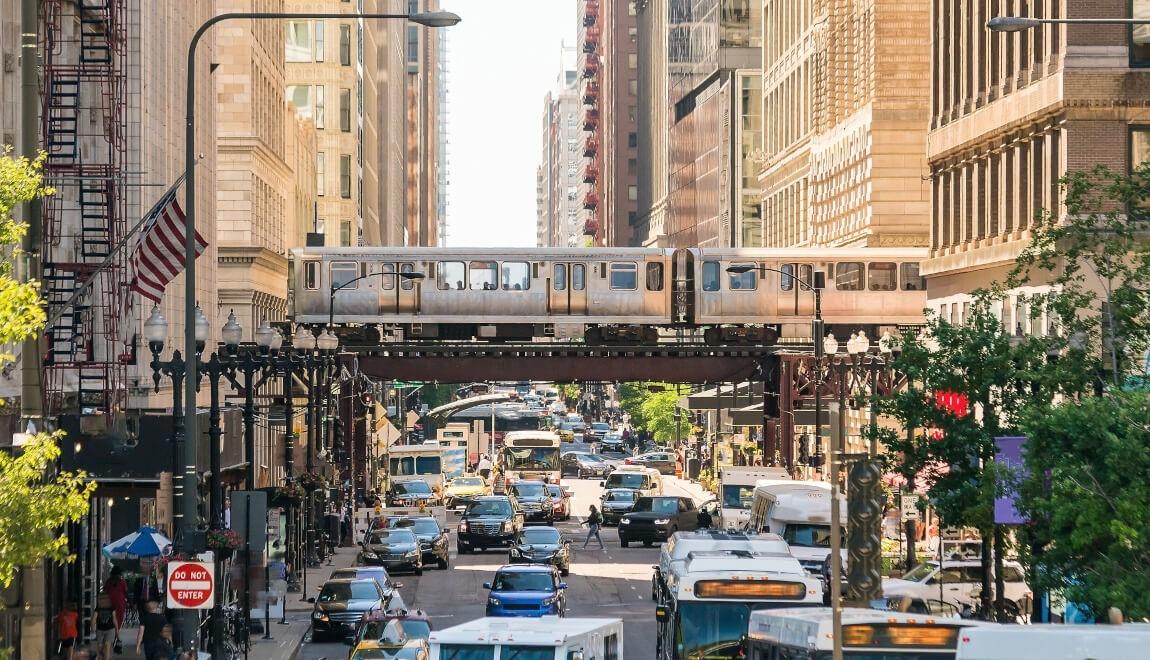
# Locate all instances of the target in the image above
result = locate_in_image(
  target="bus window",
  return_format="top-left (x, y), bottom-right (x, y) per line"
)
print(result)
top-left (399, 262), bottom-right (416, 290)
top-left (901, 262), bottom-right (925, 290)
top-left (437, 261), bottom-right (466, 290)
top-left (701, 261), bottom-right (720, 291)
top-left (610, 262), bottom-right (638, 290)
top-left (572, 264), bottom-right (586, 290)
top-left (470, 261), bottom-right (498, 290)
top-left (331, 261), bottom-right (358, 290)
top-left (728, 264), bottom-right (757, 291)
top-left (380, 263), bottom-right (395, 290)
top-left (646, 262), bottom-right (664, 291)
top-left (501, 262), bottom-right (530, 290)
top-left (304, 261), bottom-right (319, 290)
top-left (835, 262), bottom-right (864, 291)
top-left (780, 263), bottom-right (795, 291)
top-left (553, 264), bottom-right (567, 290)
top-left (868, 262), bottom-right (897, 291)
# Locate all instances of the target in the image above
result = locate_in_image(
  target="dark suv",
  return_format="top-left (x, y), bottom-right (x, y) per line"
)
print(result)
top-left (508, 481), bottom-right (555, 524)
top-left (618, 496), bottom-right (699, 547)
top-left (458, 496), bottom-right (525, 554)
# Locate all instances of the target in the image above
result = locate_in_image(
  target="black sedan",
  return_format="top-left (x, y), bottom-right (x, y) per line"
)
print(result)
top-left (560, 452), bottom-right (612, 479)
top-left (382, 516), bottom-right (450, 570)
top-left (508, 526), bottom-right (571, 576)
top-left (599, 488), bottom-right (640, 525)
top-left (360, 528), bottom-right (424, 574)
top-left (508, 481), bottom-right (555, 524)
top-left (308, 578), bottom-right (387, 641)
top-left (387, 479), bottom-right (439, 507)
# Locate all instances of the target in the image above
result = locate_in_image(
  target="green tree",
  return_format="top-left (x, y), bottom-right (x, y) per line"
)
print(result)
top-left (639, 388), bottom-right (680, 443)
top-left (617, 381), bottom-right (651, 429)
top-left (0, 149), bottom-right (51, 360)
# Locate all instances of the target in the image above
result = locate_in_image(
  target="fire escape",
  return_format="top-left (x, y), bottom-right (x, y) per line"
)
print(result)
top-left (40, 0), bottom-right (130, 415)
top-left (581, 0), bottom-right (602, 245)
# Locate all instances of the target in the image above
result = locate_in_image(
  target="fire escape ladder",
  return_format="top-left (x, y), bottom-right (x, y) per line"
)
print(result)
top-left (41, 264), bottom-right (91, 364)
top-left (78, 0), bottom-right (113, 65)
top-left (46, 75), bottom-right (80, 163)
top-left (79, 183), bottom-right (113, 258)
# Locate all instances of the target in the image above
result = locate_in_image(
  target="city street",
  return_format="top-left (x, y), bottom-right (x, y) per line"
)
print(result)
top-left (298, 470), bottom-right (709, 659)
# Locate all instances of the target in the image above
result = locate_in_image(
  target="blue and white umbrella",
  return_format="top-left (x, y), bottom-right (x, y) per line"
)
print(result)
top-left (102, 526), bottom-right (172, 559)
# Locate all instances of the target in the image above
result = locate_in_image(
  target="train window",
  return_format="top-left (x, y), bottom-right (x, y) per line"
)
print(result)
top-left (380, 263), bottom-right (396, 290)
top-left (780, 263), bottom-right (795, 291)
top-left (572, 264), bottom-right (586, 290)
top-left (835, 262), bottom-right (864, 291)
top-left (901, 262), bottom-right (925, 290)
top-left (728, 263), bottom-right (757, 291)
top-left (330, 261), bottom-right (358, 290)
top-left (798, 264), bottom-right (814, 290)
top-left (553, 264), bottom-right (567, 290)
top-left (437, 261), bottom-right (466, 290)
top-left (399, 262), bottom-right (416, 290)
top-left (868, 262), bottom-right (897, 291)
top-left (470, 261), bottom-right (498, 290)
top-left (701, 261), bottom-right (720, 292)
top-left (304, 262), bottom-right (319, 290)
top-left (609, 262), bottom-right (638, 290)
top-left (502, 262), bottom-right (530, 291)
top-left (646, 263), bottom-right (664, 291)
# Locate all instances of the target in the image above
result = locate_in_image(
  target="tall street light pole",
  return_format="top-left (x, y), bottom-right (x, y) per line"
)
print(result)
top-left (178, 10), bottom-right (459, 652)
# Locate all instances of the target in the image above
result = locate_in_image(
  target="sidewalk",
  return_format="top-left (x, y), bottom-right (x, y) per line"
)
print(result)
top-left (666, 474), bottom-right (715, 504)
top-left (111, 545), bottom-right (359, 660)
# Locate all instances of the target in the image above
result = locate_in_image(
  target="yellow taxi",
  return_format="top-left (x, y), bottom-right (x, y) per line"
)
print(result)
top-left (348, 619), bottom-right (430, 659)
top-left (443, 475), bottom-right (491, 508)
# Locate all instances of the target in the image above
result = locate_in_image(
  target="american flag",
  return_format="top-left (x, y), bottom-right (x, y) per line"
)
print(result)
top-left (130, 183), bottom-right (207, 304)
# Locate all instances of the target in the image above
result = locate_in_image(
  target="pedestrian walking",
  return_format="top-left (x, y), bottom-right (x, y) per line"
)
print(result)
top-left (135, 601), bottom-right (168, 660)
top-left (102, 566), bottom-right (127, 638)
top-left (91, 594), bottom-right (119, 660)
top-left (582, 505), bottom-right (605, 549)
top-left (54, 601), bottom-right (79, 660)
top-left (477, 454), bottom-right (493, 480)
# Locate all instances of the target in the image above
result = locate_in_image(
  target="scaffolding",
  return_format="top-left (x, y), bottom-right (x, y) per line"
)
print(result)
top-left (39, 0), bottom-right (130, 415)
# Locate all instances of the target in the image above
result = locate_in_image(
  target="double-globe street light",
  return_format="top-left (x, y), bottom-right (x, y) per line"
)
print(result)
top-left (174, 9), bottom-right (459, 651)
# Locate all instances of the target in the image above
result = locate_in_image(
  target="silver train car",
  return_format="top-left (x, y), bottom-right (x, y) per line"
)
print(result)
top-left (289, 247), bottom-right (928, 344)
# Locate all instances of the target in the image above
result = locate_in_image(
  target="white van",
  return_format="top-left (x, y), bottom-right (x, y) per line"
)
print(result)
top-left (602, 465), bottom-right (662, 496)
top-left (429, 616), bottom-right (623, 660)
top-left (956, 624), bottom-right (1150, 660)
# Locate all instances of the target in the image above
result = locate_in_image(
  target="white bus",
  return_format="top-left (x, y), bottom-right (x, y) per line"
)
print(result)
top-left (500, 431), bottom-right (562, 484)
top-left (745, 607), bottom-right (986, 659)
top-left (429, 616), bottom-right (623, 660)
top-left (717, 466), bottom-right (789, 529)
top-left (955, 624), bottom-right (1150, 660)
top-left (655, 550), bottom-right (822, 659)
top-left (746, 479), bottom-right (846, 573)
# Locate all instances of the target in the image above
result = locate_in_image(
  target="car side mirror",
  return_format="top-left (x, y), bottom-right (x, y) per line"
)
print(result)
top-left (482, 582), bottom-right (492, 589)
top-left (599, 482), bottom-right (605, 487)
top-left (559, 582), bottom-right (568, 589)
top-left (307, 597), bottom-right (316, 603)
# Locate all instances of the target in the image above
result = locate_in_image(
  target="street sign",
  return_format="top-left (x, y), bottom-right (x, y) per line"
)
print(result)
top-left (942, 526), bottom-right (962, 540)
top-left (900, 493), bottom-right (921, 521)
top-left (166, 561), bottom-right (214, 609)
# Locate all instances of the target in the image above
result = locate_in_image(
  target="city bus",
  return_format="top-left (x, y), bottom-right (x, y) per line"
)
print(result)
top-left (447, 404), bottom-right (546, 444)
top-left (654, 550), bottom-right (823, 659)
top-left (500, 430), bottom-right (562, 484)
top-left (744, 607), bottom-right (985, 660)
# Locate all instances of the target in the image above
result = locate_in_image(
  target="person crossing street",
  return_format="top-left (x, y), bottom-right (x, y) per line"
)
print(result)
top-left (582, 505), bottom-right (605, 549)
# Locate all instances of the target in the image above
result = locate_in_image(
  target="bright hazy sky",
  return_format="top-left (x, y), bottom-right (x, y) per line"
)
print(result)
top-left (445, 1), bottom-right (576, 247)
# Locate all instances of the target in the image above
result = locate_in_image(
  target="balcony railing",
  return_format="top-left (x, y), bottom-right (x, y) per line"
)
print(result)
top-left (584, 219), bottom-right (600, 236)
top-left (583, 192), bottom-right (599, 210)
top-left (583, 57), bottom-right (600, 78)
top-left (583, 138), bottom-right (599, 157)
top-left (583, 164), bottom-right (598, 183)
top-left (583, 27), bottom-right (600, 53)
top-left (582, 83), bottom-right (599, 105)
top-left (583, 109), bottom-right (599, 131)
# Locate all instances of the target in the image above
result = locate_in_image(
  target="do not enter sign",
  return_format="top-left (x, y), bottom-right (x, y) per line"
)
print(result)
top-left (166, 561), bottom-right (214, 609)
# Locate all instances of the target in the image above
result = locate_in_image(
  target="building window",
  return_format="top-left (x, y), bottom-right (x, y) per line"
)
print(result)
top-left (340, 219), bottom-right (352, 246)
top-left (286, 21), bottom-right (311, 62)
top-left (316, 152), bottom-right (325, 196)
top-left (339, 88), bottom-right (352, 132)
top-left (314, 85), bottom-right (325, 129)
top-left (1131, 126), bottom-right (1150, 168)
top-left (339, 24), bottom-right (352, 66)
top-left (1134, 1), bottom-right (1150, 66)
top-left (628, 132), bottom-right (638, 148)
top-left (628, 53), bottom-right (637, 68)
top-left (629, 79), bottom-right (638, 94)
top-left (628, 158), bottom-right (637, 175)
top-left (628, 185), bottom-right (638, 201)
top-left (628, 106), bottom-right (637, 122)
top-left (316, 217), bottom-right (325, 234)
top-left (314, 21), bottom-right (325, 61)
top-left (408, 25), bottom-right (419, 62)
top-left (340, 154), bottom-right (352, 198)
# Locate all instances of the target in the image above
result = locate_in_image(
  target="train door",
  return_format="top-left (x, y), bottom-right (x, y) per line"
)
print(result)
top-left (549, 262), bottom-right (588, 315)
top-left (377, 262), bottom-right (419, 314)
top-left (671, 249), bottom-right (695, 324)
top-left (778, 263), bottom-right (816, 318)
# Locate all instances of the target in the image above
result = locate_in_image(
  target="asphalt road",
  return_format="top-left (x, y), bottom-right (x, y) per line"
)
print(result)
top-left (298, 454), bottom-right (698, 659)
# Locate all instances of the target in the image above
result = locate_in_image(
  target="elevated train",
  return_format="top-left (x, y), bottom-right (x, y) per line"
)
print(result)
top-left (290, 247), bottom-right (928, 344)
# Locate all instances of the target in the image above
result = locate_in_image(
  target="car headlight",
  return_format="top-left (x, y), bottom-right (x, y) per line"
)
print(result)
top-left (488, 597), bottom-right (501, 606)
top-left (363, 551), bottom-right (378, 559)
top-left (620, 518), bottom-right (631, 525)
top-left (654, 518), bottom-right (670, 525)
top-left (509, 547), bottom-right (521, 555)
top-left (542, 595), bottom-right (558, 606)
top-left (459, 521), bottom-right (469, 532)
top-left (502, 521), bottom-right (513, 533)
top-left (313, 611), bottom-right (328, 621)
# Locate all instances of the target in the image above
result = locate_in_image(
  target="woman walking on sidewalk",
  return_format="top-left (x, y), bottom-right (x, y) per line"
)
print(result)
top-left (582, 505), bottom-right (605, 549)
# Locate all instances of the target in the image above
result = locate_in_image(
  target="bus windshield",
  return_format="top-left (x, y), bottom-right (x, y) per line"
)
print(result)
top-left (502, 447), bottom-right (559, 471)
top-left (721, 485), bottom-right (755, 510)
top-left (390, 455), bottom-right (442, 476)
top-left (783, 523), bottom-right (841, 548)
top-left (676, 602), bottom-right (809, 659)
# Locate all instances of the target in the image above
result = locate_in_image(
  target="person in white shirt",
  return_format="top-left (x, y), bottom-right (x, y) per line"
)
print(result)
top-left (477, 455), bottom-right (493, 479)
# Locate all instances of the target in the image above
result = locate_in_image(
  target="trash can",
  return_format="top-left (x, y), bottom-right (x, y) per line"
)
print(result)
top-left (686, 457), bottom-right (701, 480)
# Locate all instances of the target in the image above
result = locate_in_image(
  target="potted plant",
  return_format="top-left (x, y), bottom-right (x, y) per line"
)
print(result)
top-left (206, 528), bottom-right (242, 559)
top-left (297, 472), bottom-right (326, 492)
top-left (273, 480), bottom-right (305, 505)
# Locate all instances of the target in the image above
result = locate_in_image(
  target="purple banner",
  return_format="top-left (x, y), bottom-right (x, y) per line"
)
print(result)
top-left (995, 436), bottom-right (1028, 525)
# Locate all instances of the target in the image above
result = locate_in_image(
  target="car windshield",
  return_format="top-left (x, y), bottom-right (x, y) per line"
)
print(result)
top-left (393, 481), bottom-right (432, 495)
top-left (318, 581), bottom-right (379, 602)
top-left (676, 602), bottom-right (798, 660)
top-left (388, 518), bottom-right (441, 535)
top-left (510, 483), bottom-right (546, 498)
top-left (608, 473), bottom-right (647, 489)
top-left (546, 486), bottom-right (563, 498)
top-left (491, 571), bottom-right (556, 592)
top-left (367, 530), bottom-right (417, 545)
top-left (782, 523), bottom-right (840, 548)
top-left (903, 562), bottom-right (938, 582)
top-left (502, 447), bottom-right (560, 470)
top-left (398, 620), bottom-right (432, 639)
top-left (521, 528), bottom-right (561, 544)
top-left (721, 484), bottom-right (756, 510)
top-left (360, 619), bottom-right (407, 645)
top-left (591, 423), bottom-right (610, 431)
top-left (606, 491), bottom-right (637, 503)
top-left (633, 498), bottom-right (677, 514)
top-left (451, 477), bottom-right (484, 488)
top-left (465, 500), bottom-right (513, 517)
top-left (332, 568), bottom-right (389, 583)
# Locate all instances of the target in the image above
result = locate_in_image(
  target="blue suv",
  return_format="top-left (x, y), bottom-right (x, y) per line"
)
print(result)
top-left (483, 564), bottom-right (567, 617)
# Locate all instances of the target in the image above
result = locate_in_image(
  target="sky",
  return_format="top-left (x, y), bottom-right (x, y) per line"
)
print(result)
top-left (444, 1), bottom-right (576, 247)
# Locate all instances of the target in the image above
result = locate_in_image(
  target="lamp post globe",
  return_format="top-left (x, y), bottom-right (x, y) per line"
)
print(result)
top-left (410, 10), bottom-right (461, 27)
top-left (221, 310), bottom-right (243, 349)
top-left (317, 329), bottom-right (339, 352)
top-left (294, 325), bottom-right (317, 351)
top-left (823, 334), bottom-right (839, 356)
top-left (144, 305), bottom-right (169, 350)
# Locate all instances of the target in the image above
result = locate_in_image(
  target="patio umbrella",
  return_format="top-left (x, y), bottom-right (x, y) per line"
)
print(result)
top-left (102, 526), bottom-right (172, 559)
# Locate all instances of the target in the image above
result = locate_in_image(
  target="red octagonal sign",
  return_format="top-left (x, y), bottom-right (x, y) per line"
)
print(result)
top-left (166, 561), bottom-right (214, 610)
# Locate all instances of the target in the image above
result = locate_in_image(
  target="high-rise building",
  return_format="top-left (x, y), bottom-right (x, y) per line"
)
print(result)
top-left (635, 0), bottom-right (670, 246)
top-left (436, 29), bottom-right (449, 245)
top-left (367, 0), bottom-right (408, 246)
top-left (537, 52), bottom-right (588, 248)
top-left (579, 0), bottom-right (604, 244)
top-left (406, 0), bottom-right (443, 246)
top-left (924, 1), bottom-right (1150, 330)
top-left (758, 0), bottom-right (931, 250)
top-left (597, 0), bottom-right (641, 246)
